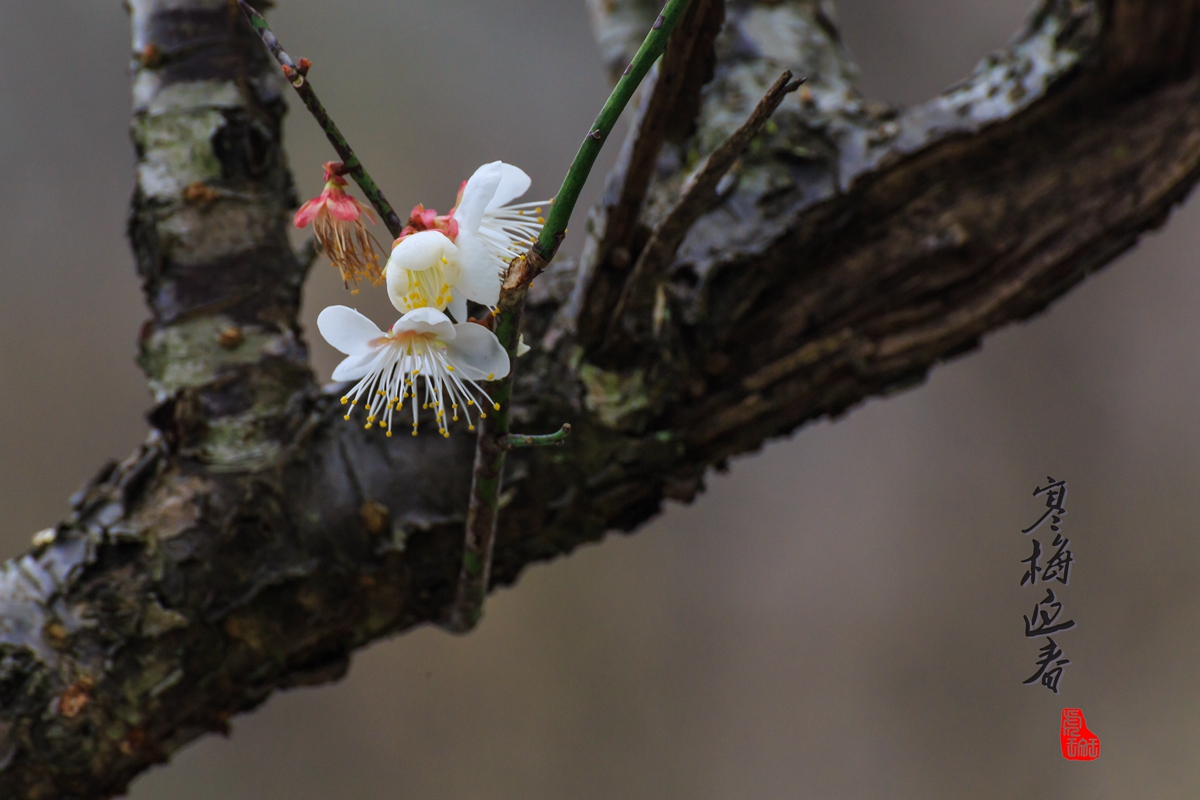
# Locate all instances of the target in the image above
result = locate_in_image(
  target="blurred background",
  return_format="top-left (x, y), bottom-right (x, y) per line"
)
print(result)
top-left (2, 1), bottom-right (1199, 797)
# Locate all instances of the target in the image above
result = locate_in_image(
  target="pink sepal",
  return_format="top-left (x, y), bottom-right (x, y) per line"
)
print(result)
top-left (324, 188), bottom-right (362, 222)
top-left (293, 197), bottom-right (322, 228)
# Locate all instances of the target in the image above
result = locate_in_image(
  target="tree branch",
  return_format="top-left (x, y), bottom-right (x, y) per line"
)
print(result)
top-left (573, 0), bottom-right (726, 348)
top-left (235, 0), bottom-right (404, 238)
top-left (600, 69), bottom-right (803, 359)
top-left (3, 0), bottom-right (1200, 797)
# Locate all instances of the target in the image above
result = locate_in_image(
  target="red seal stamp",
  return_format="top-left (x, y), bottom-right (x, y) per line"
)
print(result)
top-left (1060, 708), bottom-right (1100, 760)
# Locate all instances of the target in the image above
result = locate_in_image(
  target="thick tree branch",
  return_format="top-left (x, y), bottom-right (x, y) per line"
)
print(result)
top-left (2, 0), bottom-right (1200, 797)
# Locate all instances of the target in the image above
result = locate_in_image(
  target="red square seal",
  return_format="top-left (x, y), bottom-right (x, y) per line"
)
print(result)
top-left (1060, 708), bottom-right (1100, 761)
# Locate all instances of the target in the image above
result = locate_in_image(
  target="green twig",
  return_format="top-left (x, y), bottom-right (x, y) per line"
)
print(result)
top-left (237, 0), bottom-right (404, 238)
top-left (535, 0), bottom-right (693, 261)
top-left (447, 0), bottom-right (694, 633)
top-left (501, 424), bottom-right (572, 450)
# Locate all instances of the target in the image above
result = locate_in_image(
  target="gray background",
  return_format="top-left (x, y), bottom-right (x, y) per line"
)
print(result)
top-left (2, 1), bottom-right (1198, 797)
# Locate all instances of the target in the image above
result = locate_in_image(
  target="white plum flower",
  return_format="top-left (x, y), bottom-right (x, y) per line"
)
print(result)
top-left (452, 161), bottom-right (549, 307)
top-left (386, 230), bottom-right (467, 322)
top-left (318, 305), bottom-right (510, 437)
top-left (383, 161), bottom-right (549, 318)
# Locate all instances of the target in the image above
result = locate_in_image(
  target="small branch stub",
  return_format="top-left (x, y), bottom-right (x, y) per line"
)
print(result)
top-left (501, 424), bottom-right (572, 450)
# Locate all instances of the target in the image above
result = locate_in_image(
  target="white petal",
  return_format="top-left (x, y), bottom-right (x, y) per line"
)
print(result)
top-left (454, 228), bottom-right (502, 306)
top-left (386, 230), bottom-right (458, 274)
top-left (317, 305), bottom-right (384, 355)
top-left (515, 334), bottom-right (530, 357)
top-left (386, 231), bottom-right (462, 313)
top-left (391, 307), bottom-right (456, 340)
top-left (447, 294), bottom-right (468, 325)
top-left (331, 349), bottom-right (381, 381)
top-left (454, 162), bottom-right (502, 233)
top-left (446, 322), bottom-right (510, 380)
top-left (486, 163), bottom-right (531, 210)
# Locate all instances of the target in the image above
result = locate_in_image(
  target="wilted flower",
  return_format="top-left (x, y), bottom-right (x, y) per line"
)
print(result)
top-left (318, 305), bottom-right (510, 437)
top-left (295, 162), bottom-right (384, 293)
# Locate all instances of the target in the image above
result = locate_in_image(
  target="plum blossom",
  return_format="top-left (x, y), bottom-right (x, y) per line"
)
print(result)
top-left (384, 161), bottom-right (548, 320)
top-left (318, 305), bottom-right (509, 437)
top-left (295, 162), bottom-right (383, 292)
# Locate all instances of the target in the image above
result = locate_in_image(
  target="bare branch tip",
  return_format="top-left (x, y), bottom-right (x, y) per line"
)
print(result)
top-left (235, 0), bottom-right (259, 20)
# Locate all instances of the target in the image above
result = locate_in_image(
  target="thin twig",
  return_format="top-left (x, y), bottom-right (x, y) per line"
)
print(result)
top-left (500, 424), bottom-right (573, 450)
top-left (237, 1), bottom-right (404, 238)
top-left (446, 0), bottom-right (696, 633)
top-left (534, 0), bottom-right (696, 263)
top-left (575, 0), bottom-right (726, 349)
top-left (602, 71), bottom-right (803, 353)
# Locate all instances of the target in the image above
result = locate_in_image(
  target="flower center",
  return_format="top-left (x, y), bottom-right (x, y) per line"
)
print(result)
top-left (394, 259), bottom-right (455, 312)
top-left (380, 329), bottom-right (439, 347)
top-left (340, 327), bottom-right (494, 440)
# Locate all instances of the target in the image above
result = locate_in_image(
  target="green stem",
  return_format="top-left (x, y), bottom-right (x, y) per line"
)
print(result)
top-left (501, 424), bottom-right (573, 449)
top-left (535, 0), bottom-right (693, 260)
top-left (237, 1), bottom-right (404, 238)
top-left (449, 0), bottom-right (693, 632)
top-left (446, 285), bottom-right (528, 633)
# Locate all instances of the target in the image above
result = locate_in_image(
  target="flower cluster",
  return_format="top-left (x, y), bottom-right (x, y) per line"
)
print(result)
top-left (294, 162), bottom-right (384, 292)
top-left (311, 161), bottom-right (549, 436)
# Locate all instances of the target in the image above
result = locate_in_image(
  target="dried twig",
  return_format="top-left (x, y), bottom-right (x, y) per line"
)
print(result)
top-left (575, 0), bottom-right (726, 349)
top-left (602, 71), bottom-right (804, 355)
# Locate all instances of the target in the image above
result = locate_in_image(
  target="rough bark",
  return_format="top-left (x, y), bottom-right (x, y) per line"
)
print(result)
top-left (1, 0), bottom-right (1199, 796)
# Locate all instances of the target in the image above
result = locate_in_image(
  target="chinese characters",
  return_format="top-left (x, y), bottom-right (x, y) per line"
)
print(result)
top-left (1020, 477), bottom-right (1077, 693)
top-left (1060, 708), bottom-right (1101, 761)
